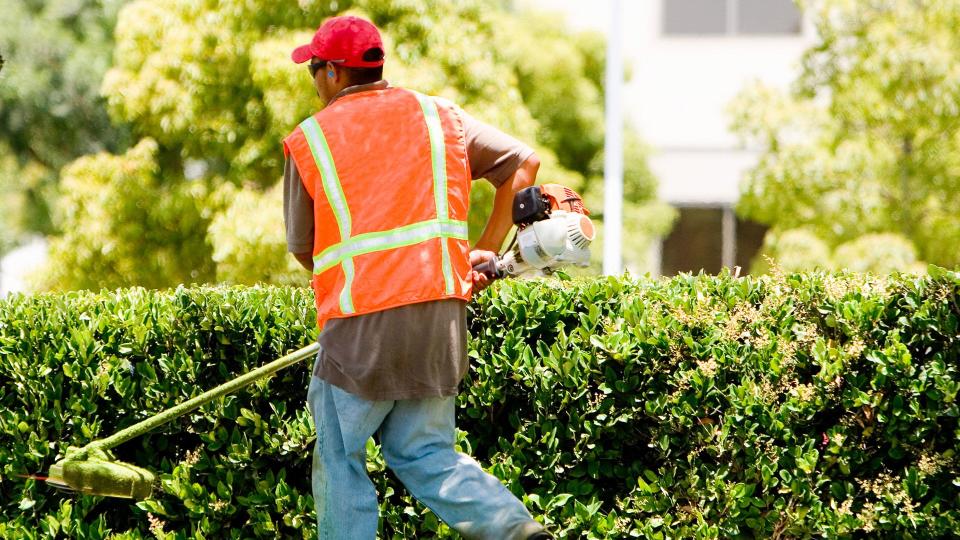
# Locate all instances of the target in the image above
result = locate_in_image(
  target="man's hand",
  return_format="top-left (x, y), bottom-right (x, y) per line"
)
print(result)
top-left (469, 249), bottom-right (497, 292)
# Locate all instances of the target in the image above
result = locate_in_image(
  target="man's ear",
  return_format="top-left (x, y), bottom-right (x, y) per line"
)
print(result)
top-left (331, 64), bottom-right (348, 85)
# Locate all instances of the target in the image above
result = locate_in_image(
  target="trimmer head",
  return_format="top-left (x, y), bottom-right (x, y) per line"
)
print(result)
top-left (27, 344), bottom-right (319, 500)
top-left (45, 448), bottom-right (155, 500)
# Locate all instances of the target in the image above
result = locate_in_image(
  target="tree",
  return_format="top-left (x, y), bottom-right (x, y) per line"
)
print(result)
top-left (45, 0), bottom-right (672, 289)
top-left (41, 139), bottom-right (213, 291)
top-left (730, 0), bottom-right (960, 271)
top-left (0, 0), bottom-right (130, 252)
top-left (749, 228), bottom-right (923, 275)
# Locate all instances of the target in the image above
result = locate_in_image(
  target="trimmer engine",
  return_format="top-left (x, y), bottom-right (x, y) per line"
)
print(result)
top-left (474, 184), bottom-right (595, 279)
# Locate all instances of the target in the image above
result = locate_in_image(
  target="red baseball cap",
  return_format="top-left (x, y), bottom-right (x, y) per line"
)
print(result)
top-left (291, 16), bottom-right (385, 68)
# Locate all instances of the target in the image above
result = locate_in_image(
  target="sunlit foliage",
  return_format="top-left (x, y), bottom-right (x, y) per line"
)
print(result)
top-left (730, 0), bottom-right (960, 272)
top-left (42, 0), bottom-right (670, 289)
top-left (0, 0), bottom-right (130, 252)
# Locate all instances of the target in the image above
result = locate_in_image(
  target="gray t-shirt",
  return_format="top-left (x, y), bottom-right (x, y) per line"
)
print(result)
top-left (284, 82), bottom-right (534, 401)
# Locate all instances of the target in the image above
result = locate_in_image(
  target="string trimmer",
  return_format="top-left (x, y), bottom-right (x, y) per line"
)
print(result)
top-left (25, 185), bottom-right (592, 501)
top-left (23, 343), bottom-right (319, 500)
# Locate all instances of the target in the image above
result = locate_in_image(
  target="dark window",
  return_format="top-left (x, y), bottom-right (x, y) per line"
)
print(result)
top-left (661, 207), bottom-right (724, 275)
top-left (737, 0), bottom-right (802, 34)
top-left (660, 205), bottom-right (768, 276)
top-left (663, 0), bottom-right (729, 35)
top-left (663, 0), bottom-right (801, 36)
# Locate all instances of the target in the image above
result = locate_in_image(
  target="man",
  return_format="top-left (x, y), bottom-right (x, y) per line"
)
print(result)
top-left (282, 15), bottom-right (553, 540)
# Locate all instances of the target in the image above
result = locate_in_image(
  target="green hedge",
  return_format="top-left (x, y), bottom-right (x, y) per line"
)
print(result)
top-left (2, 269), bottom-right (960, 538)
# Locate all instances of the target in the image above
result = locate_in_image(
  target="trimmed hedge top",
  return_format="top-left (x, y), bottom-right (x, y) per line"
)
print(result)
top-left (2, 269), bottom-right (960, 538)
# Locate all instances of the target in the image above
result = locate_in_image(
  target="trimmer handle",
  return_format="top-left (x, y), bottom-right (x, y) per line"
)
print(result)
top-left (472, 255), bottom-right (504, 281)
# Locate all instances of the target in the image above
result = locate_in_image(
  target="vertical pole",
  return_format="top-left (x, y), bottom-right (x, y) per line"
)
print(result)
top-left (722, 205), bottom-right (736, 270)
top-left (648, 238), bottom-right (663, 278)
top-left (603, 0), bottom-right (624, 276)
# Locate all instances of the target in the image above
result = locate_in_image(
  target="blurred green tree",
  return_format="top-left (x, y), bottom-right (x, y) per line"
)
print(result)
top-left (832, 233), bottom-right (924, 274)
top-left (45, 0), bottom-right (671, 288)
top-left (41, 139), bottom-right (213, 290)
top-left (749, 228), bottom-right (832, 275)
top-left (750, 229), bottom-right (923, 275)
top-left (0, 0), bottom-right (130, 253)
top-left (730, 0), bottom-right (960, 271)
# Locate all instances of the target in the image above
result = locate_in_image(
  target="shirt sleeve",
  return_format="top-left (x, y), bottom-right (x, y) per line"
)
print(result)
top-left (460, 109), bottom-right (535, 188)
top-left (283, 157), bottom-right (315, 254)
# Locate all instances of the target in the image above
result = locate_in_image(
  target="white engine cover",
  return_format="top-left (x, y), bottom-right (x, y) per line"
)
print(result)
top-left (501, 211), bottom-right (595, 275)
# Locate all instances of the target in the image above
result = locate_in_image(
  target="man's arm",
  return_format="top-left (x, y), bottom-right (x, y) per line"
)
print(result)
top-left (458, 105), bottom-right (541, 253)
top-left (473, 153), bottom-right (540, 252)
top-left (283, 158), bottom-right (315, 273)
top-left (292, 252), bottom-right (313, 272)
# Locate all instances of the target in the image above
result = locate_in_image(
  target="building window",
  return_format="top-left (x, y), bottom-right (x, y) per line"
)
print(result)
top-left (659, 205), bottom-right (767, 276)
top-left (663, 0), bottom-right (801, 36)
top-left (661, 207), bottom-right (724, 275)
top-left (663, 0), bottom-right (728, 35)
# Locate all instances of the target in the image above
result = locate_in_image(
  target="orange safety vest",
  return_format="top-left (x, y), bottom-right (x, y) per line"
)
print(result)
top-left (283, 87), bottom-right (473, 328)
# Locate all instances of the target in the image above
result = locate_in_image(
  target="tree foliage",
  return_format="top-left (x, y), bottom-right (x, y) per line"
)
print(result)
top-left (751, 229), bottom-right (923, 275)
top-left (44, 0), bottom-right (670, 289)
top-left (6, 271), bottom-right (960, 536)
top-left (730, 0), bottom-right (960, 271)
top-left (206, 183), bottom-right (305, 286)
top-left (0, 0), bottom-right (130, 250)
top-left (42, 139), bottom-right (213, 290)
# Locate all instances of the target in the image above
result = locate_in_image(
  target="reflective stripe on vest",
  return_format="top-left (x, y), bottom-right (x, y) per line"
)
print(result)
top-left (299, 116), bottom-right (355, 314)
top-left (298, 95), bottom-right (466, 310)
top-left (312, 219), bottom-right (468, 274)
top-left (413, 92), bottom-right (455, 295)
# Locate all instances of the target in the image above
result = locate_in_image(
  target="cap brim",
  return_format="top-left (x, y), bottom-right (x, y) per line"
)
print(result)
top-left (291, 44), bottom-right (314, 64)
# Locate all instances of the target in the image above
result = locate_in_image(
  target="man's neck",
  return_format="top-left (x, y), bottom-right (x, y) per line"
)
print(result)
top-left (327, 80), bottom-right (390, 106)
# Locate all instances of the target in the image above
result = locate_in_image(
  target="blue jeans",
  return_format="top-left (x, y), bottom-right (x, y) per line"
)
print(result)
top-left (307, 358), bottom-right (544, 539)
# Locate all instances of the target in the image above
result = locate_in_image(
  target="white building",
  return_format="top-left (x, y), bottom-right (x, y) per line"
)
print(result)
top-left (527, 0), bottom-right (814, 275)
top-left (0, 237), bottom-right (46, 297)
